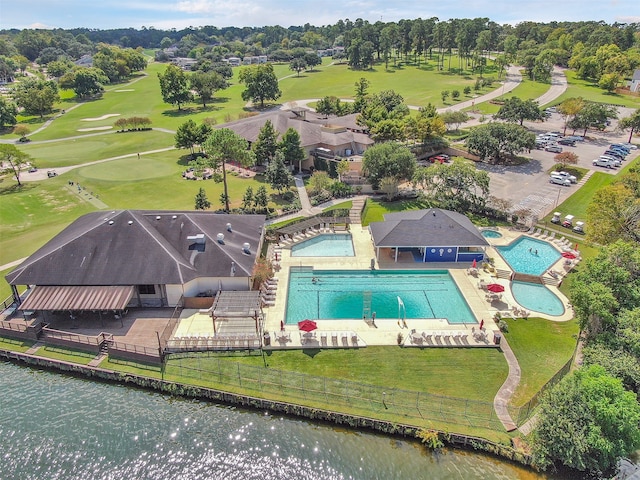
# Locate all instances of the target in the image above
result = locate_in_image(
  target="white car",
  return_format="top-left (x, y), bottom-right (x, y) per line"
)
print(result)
top-left (593, 157), bottom-right (614, 168)
top-left (621, 142), bottom-right (637, 150)
top-left (550, 175), bottom-right (571, 186)
top-left (551, 171), bottom-right (577, 183)
top-left (599, 155), bottom-right (622, 167)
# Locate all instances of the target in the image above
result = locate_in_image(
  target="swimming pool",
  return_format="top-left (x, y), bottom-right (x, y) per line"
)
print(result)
top-left (481, 229), bottom-right (502, 239)
top-left (291, 234), bottom-right (355, 257)
top-left (511, 281), bottom-right (565, 316)
top-left (496, 237), bottom-right (561, 276)
top-left (285, 268), bottom-right (476, 324)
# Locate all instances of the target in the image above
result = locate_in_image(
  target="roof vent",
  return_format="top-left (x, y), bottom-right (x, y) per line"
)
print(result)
top-left (226, 223), bottom-right (232, 232)
top-left (242, 242), bottom-right (251, 254)
top-left (156, 216), bottom-right (161, 220)
top-left (187, 233), bottom-right (206, 244)
top-left (108, 220), bottom-right (114, 225)
top-left (216, 233), bottom-right (225, 244)
top-left (172, 215), bottom-right (177, 219)
top-left (128, 220), bottom-right (133, 225)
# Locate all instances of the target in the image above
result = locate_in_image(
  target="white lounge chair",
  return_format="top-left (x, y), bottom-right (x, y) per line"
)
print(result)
top-left (532, 228), bottom-right (542, 237)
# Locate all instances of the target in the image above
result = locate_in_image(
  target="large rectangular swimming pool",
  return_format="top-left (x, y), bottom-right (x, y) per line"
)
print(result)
top-left (285, 268), bottom-right (476, 325)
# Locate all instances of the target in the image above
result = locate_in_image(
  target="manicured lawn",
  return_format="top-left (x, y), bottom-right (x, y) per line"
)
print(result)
top-left (361, 198), bottom-right (432, 225)
top-left (503, 317), bottom-right (579, 406)
top-left (552, 70), bottom-right (640, 108)
top-left (36, 345), bottom-right (96, 365)
top-left (19, 130), bottom-right (175, 168)
top-left (0, 337), bottom-right (34, 353)
top-left (470, 76), bottom-right (553, 114)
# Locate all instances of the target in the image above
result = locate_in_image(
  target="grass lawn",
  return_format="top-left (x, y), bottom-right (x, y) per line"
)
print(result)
top-left (20, 130), bottom-right (175, 168)
top-left (552, 70), bottom-right (640, 108)
top-left (361, 198), bottom-right (432, 225)
top-left (35, 345), bottom-right (96, 365)
top-left (470, 76), bottom-right (553, 114)
top-left (503, 317), bottom-right (579, 406)
top-left (0, 336), bottom-right (34, 353)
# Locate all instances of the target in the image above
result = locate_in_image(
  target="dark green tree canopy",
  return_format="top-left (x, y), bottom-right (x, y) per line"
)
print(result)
top-left (466, 122), bottom-right (535, 163)
top-left (158, 64), bottom-right (191, 110)
top-left (13, 78), bottom-right (59, 118)
top-left (361, 142), bottom-right (415, 189)
top-left (252, 120), bottom-right (279, 166)
top-left (238, 63), bottom-right (281, 108)
top-left (494, 97), bottom-right (543, 125)
top-left (265, 151), bottom-right (293, 193)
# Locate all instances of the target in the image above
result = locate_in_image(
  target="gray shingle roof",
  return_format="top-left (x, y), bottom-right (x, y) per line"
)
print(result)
top-left (369, 209), bottom-right (489, 247)
top-left (6, 210), bottom-right (266, 287)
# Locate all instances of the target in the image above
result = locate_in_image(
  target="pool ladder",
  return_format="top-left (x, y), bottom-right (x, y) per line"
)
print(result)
top-left (362, 291), bottom-right (372, 319)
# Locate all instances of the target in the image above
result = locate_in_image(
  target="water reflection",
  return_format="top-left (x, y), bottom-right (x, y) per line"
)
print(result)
top-left (0, 361), bottom-right (555, 479)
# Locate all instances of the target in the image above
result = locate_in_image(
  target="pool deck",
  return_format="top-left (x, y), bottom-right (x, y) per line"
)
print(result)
top-left (261, 226), bottom-right (574, 350)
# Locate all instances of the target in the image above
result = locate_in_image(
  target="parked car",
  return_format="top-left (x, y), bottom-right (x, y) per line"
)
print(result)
top-left (551, 171), bottom-right (577, 183)
top-left (607, 147), bottom-right (628, 157)
top-left (535, 140), bottom-right (547, 149)
top-left (565, 135), bottom-right (585, 142)
top-left (592, 157), bottom-right (614, 168)
top-left (604, 150), bottom-right (625, 160)
top-left (599, 155), bottom-right (622, 167)
top-left (550, 175), bottom-right (571, 186)
top-left (28, 167), bottom-right (37, 173)
top-left (610, 144), bottom-right (630, 153)
top-left (558, 138), bottom-right (576, 146)
top-left (545, 144), bottom-right (563, 153)
top-left (621, 142), bottom-right (637, 150)
top-left (47, 170), bottom-right (58, 177)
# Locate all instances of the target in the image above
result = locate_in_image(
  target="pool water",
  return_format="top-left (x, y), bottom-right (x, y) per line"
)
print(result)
top-left (511, 281), bottom-right (565, 316)
top-left (496, 237), bottom-right (561, 276)
top-left (291, 234), bottom-right (355, 257)
top-left (285, 269), bottom-right (476, 324)
top-left (481, 229), bottom-right (502, 238)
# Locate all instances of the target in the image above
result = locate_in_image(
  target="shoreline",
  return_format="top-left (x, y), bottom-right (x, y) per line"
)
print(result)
top-left (0, 347), bottom-right (536, 470)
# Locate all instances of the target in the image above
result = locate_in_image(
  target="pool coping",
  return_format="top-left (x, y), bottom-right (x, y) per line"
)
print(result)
top-left (263, 226), bottom-right (575, 349)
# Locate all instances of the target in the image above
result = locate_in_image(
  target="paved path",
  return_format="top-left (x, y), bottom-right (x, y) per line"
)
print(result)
top-left (493, 337), bottom-right (520, 431)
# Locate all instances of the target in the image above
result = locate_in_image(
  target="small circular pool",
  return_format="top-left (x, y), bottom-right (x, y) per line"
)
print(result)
top-left (481, 229), bottom-right (502, 239)
top-left (511, 281), bottom-right (565, 316)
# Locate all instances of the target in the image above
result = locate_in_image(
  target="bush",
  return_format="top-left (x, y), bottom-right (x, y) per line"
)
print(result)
top-left (498, 320), bottom-right (509, 333)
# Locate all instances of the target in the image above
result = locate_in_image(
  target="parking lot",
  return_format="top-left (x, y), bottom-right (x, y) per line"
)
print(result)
top-left (476, 110), bottom-right (639, 220)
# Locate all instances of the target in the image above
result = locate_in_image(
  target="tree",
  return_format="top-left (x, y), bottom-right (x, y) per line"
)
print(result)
top-left (598, 72), bottom-right (620, 93)
top-left (495, 97), bottom-right (543, 125)
top-left (289, 57), bottom-right (307, 76)
top-left (203, 128), bottom-right (255, 213)
top-left (194, 188), bottom-right (211, 210)
top-left (278, 128), bottom-right (306, 172)
top-left (441, 90), bottom-right (450, 102)
top-left (60, 67), bottom-right (108, 98)
top-left (558, 97), bottom-right (585, 136)
top-left (352, 77), bottom-right (370, 113)
top-left (361, 142), bottom-right (415, 189)
top-left (190, 70), bottom-right (227, 108)
top-left (253, 185), bottom-right (269, 212)
top-left (264, 151), bottom-right (292, 193)
top-left (308, 170), bottom-right (332, 194)
top-left (554, 151), bottom-right (579, 169)
top-left (531, 365), bottom-right (640, 473)
top-left (252, 120), bottom-right (279, 166)
top-left (0, 97), bottom-right (17, 129)
top-left (586, 183), bottom-right (638, 246)
top-left (413, 158), bottom-right (490, 213)
top-left (618, 109), bottom-right (640, 143)
top-left (13, 124), bottom-right (30, 142)
top-left (379, 176), bottom-right (399, 200)
top-left (337, 159), bottom-right (350, 182)
top-left (451, 90), bottom-right (460, 101)
top-left (466, 123), bottom-right (536, 163)
top-left (238, 63), bottom-right (281, 108)
top-left (175, 119), bottom-right (200, 155)
top-left (304, 53), bottom-right (321, 70)
top-left (13, 78), bottom-right (59, 118)
top-left (440, 111), bottom-right (469, 132)
top-left (568, 102), bottom-right (618, 136)
top-left (158, 64), bottom-right (191, 110)
top-left (241, 186), bottom-right (254, 212)
top-left (0, 144), bottom-right (31, 187)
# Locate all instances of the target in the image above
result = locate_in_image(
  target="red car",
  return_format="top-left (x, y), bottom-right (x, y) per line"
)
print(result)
top-left (429, 154), bottom-right (450, 164)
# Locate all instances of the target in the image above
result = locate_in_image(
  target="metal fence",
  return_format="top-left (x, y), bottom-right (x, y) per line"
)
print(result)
top-left (166, 354), bottom-right (510, 431)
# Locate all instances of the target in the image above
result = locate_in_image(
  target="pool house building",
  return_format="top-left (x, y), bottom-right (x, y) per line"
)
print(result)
top-left (369, 209), bottom-right (489, 263)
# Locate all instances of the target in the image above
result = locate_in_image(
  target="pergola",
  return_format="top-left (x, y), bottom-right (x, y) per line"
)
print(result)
top-left (275, 216), bottom-right (350, 236)
top-left (210, 290), bottom-right (262, 335)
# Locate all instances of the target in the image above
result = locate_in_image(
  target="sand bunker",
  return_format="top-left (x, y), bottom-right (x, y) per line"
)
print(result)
top-left (81, 113), bottom-right (121, 122)
top-left (77, 126), bottom-right (113, 132)
top-left (114, 89), bottom-right (134, 92)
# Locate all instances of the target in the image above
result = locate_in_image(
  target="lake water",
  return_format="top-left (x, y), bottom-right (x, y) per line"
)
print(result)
top-left (0, 360), bottom-right (559, 479)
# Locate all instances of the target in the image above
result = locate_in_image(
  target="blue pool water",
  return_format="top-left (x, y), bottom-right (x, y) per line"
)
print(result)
top-left (511, 281), bottom-right (565, 316)
top-left (496, 237), bottom-right (561, 276)
top-left (291, 234), bottom-right (355, 257)
top-left (285, 269), bottom-right (476, 324)
top-left (481, 229), bottom-right (502, 238)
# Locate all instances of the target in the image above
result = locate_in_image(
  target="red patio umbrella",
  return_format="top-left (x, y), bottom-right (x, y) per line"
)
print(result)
top-left (298, 319), bottom-right (318, 332)
top-left (486, 283), bottom-right (505, 293)
top-left (562, 251), bottom-right (577, 259)
top-left (471, 258), bottom-right (477, 269)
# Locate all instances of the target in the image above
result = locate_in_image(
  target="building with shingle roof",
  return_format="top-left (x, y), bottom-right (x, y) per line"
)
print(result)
top-left (6, 210), bottom-right (266, 311)
top-left (368, 209), bottom-right (488, 263)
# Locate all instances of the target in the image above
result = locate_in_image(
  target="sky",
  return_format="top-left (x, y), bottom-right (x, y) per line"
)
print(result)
top-left (1, 0), bottom-right (638, 31)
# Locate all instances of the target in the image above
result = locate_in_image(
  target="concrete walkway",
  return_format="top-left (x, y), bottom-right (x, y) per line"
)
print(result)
top-left (493, 337), bottom-right (520, 431)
